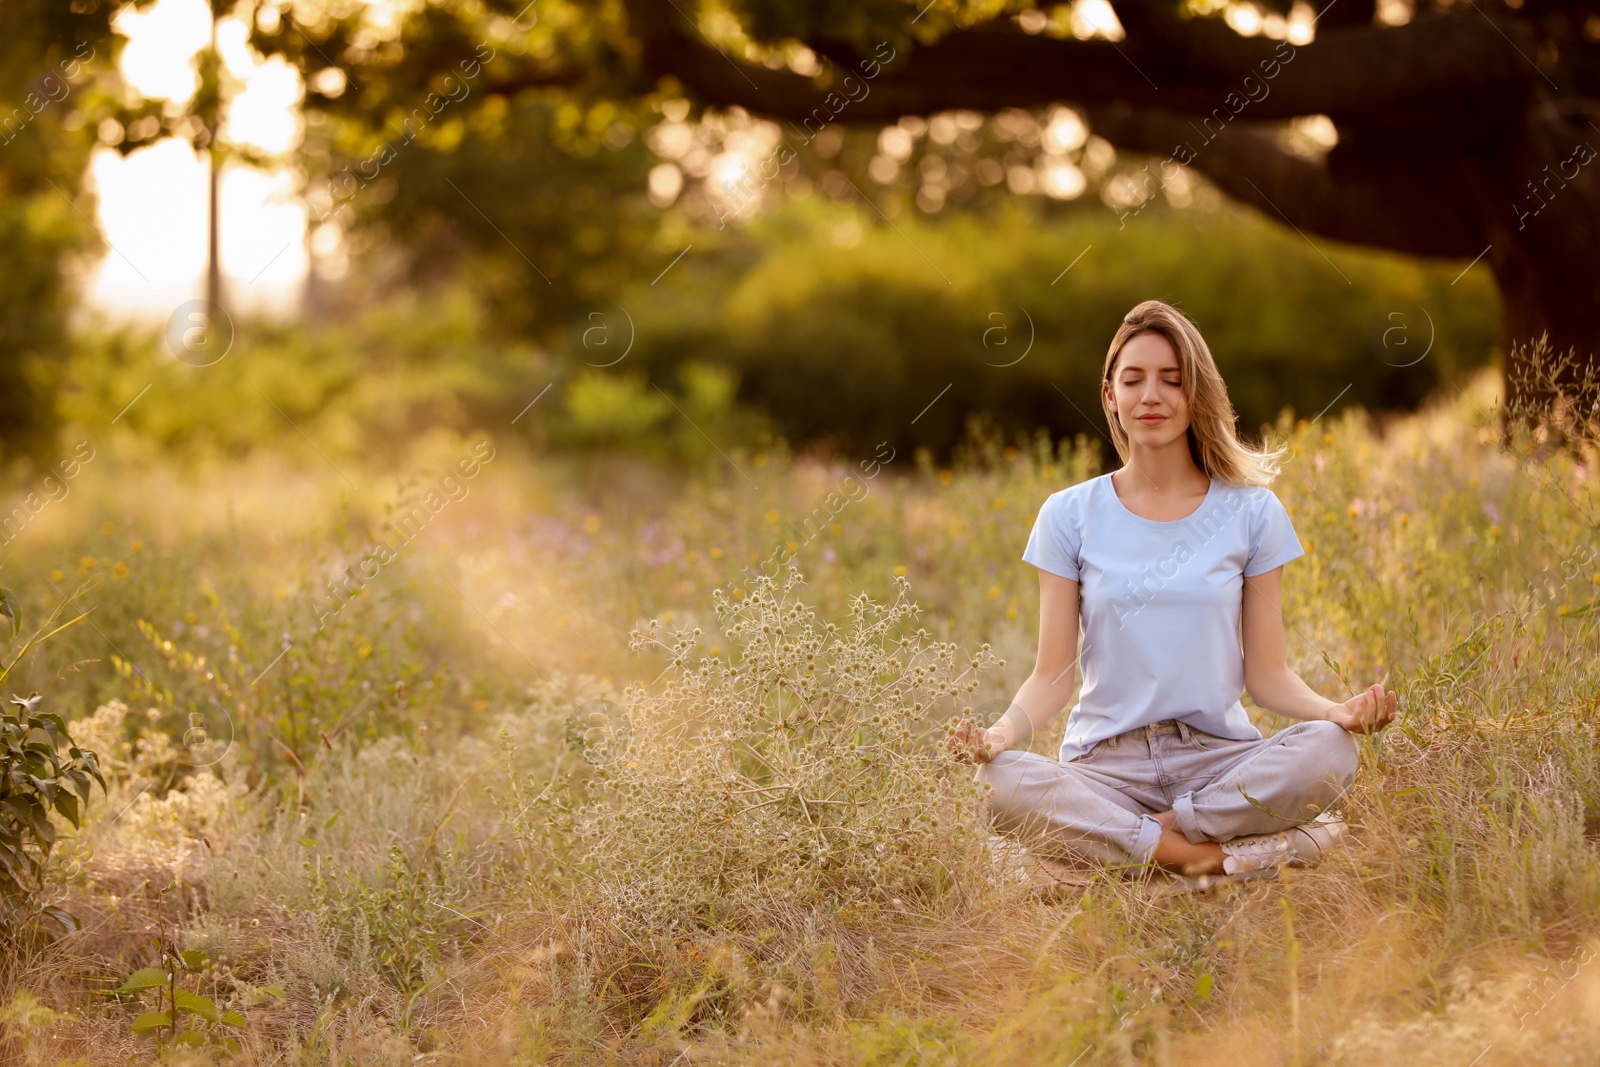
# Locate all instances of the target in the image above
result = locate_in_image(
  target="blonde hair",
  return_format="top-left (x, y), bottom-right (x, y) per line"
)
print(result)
top-left (1100, 299), bottom-right (1289, 487)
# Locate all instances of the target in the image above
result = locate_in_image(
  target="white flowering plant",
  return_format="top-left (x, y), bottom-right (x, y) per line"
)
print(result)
top-left (564, 565), bottom-right (1004, 929)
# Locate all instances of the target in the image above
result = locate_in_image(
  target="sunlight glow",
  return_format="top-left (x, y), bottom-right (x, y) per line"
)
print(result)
top-left (86, 0), bottom-right (307, 321)
top-left (1071, 0), bottom-right (1126, 40)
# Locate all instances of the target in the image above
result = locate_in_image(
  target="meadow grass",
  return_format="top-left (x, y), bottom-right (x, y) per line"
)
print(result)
top-left (0, 366), bottom-right (1598, 1064)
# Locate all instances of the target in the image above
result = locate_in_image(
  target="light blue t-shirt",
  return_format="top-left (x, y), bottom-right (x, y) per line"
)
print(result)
top-left (1021, 471), bottom-right (1306, 762)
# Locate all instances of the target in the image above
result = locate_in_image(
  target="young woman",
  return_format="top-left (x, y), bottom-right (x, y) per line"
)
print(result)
top-left (950, 299), bottom-right (1397, 883)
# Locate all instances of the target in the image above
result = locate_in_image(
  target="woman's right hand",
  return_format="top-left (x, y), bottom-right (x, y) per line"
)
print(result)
top-left (947, 717), bottom-right (1004, 764)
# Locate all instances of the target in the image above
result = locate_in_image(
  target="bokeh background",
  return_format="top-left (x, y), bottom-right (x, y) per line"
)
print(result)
top-left (0, 0), bottom-right (1598, 1064)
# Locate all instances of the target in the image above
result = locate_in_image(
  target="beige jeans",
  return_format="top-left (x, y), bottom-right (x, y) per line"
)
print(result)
top-left (975, 718), bottom-right (1359, 867)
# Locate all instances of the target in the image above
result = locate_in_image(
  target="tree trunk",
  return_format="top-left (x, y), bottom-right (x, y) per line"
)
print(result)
top-left (1483, 105), bottom-right (1600, 445)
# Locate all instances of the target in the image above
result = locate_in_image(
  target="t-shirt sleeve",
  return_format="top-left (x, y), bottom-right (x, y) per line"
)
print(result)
top-left (1021, 494), bottom-right (1081, 581)
top-left (1244, 489), bottom-right (1306, 576)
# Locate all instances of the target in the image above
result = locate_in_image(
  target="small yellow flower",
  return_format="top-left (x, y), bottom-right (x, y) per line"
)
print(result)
top-left (937, 470), bottom-right (954, 485)
top-left (686, 550), bottom-right (699, 564)
top-left (733, 588), bottom-right (745, 598)
top-left (1041, 465), bottom-right (1057, 480)
top-left (131, 540), bottom-right (144, 553)
top-left (709, 546), bottom-right (724, 560)
top-left (185, 611), bottom-right (198, 624)
top-left (80, 556), bottom-right (95, 569)
top-left (473, 699), bottom-right (489, 711)
top-left (992, 497), bottom-right (1007, 510)
top-left (581, 515), bottom-right (601, 534)
top-left (747, 550), bottom-right (760, 563)
top-left (101, 521), bottom-right (115, 536)
top-left (49, 569), bottom-right (64, 582)
top-left (113, 561), bottom-right (128, 577)
top-left (786, 540), bottom-right (799, 553)
top-left (1488, 524), bottom-right (1502, 539)
top-left (892, 565), bottom-right (907, 577)
top-left (358, 644), bottom-right (372, 659)
top-left (753, 453), bottom-right (768, 468)
top-left (1399, 514), bottom-right (1409, 526)
top-left (986, 586), bottom-right (1001, 600)
top-left (709, 645), bottom-right (722, 656)
top-left (829, 523), bottom-right (843, 536)
top-left (662, 611), bottom-right (674, 622)
top-left (1322, 433), bottom-right (1333, 444)
top-left (1348, 505), bottom-right (1359, 517)
top-left (1006, 606), bottom-right (1018, 620)
top-left (764, 509), bottom-right (780, 525)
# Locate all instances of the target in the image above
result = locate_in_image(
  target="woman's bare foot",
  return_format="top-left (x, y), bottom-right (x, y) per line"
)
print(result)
top-left (1151, 810), bottom-right (1226, 876)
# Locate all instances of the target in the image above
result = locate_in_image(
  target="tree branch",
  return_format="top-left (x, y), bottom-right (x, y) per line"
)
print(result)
top-left (1081, 103), bottom-right (1487, 257)
top-left (621, 0), bottom-right (1541, 123)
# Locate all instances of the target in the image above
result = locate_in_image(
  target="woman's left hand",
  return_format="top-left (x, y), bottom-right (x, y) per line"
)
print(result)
top-left (946, 718), bottom-right (1002, 764)
top-left (1327, 683), bottom-right (1398, 735)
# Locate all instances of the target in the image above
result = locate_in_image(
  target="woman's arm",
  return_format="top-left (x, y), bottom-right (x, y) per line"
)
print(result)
top-left (951, 569), bottom-right (1081, 760)
top-left (1242, 565), bottom-right (1396, 733)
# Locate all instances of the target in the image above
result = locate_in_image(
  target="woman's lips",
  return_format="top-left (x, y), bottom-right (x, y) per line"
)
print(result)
top-left (1137, 415), bottom-right (1167, 424)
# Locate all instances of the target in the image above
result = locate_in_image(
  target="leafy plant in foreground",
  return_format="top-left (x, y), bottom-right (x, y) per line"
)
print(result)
top-left (1, 587), bottom-right (105, 939)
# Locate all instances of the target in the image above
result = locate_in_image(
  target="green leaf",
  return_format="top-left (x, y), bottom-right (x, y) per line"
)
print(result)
top-left (40, 905), bottom-right (80, 933)
top-left (52, 790), bottom-right (79, 829)
top-left (0, 588), bottom-right (20, 638)
top-left (131, 1009), bottom-right (174, 1034)
top-left (1193, 972), bottom-right (1214, 1002)
top-left (178, 949), bottom-right (209, 973)
top-left (172, 1031), bottom-right (206, 1046)
top-left (117, 967), bottom-right (172, 994)
top-left (219, 1008), bottom-right (246, 1028)
top-left (173, 989), bottom-right (219, 1023)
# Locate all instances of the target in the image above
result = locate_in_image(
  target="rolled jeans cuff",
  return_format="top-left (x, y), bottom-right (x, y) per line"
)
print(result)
top-left (1172, 791), bottom-right (1207, 844)
top-left (1130, 813), bottom-right (1164, 864)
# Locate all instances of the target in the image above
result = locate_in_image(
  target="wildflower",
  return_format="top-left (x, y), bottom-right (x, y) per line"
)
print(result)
top-left (184, 611), bottom-right (198, 624)
top-left (582, 515), bottom-right (601, 534)
top-left (101, 521), bottom-right (115, 535)
top-left (937, 470), bottom-right (954, 485)
top-left (131, 540), bottom-right (143, 553)
top-left (753, 453), bottom-right (768, 468)
top-left (764, 509), bottom-right (780, 525)
top-left (1006, 606), bottom-right (1019, 619)
top-left (986, 586), bottom-right (1001, 600)
top-left (992, 496), bottom-right (1007, 510)
top-left (893, 565), bottom-right (907, 577)
top-left (50, 569), bottom-right (64, 582)
top-left (710, 547), bottom-right (724, 560)
top-left (80, 556), bottom-right (95, 569)
top-left (113, 561), bottom-right (128, 577)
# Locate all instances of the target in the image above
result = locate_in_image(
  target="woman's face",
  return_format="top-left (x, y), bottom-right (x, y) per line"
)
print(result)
top-left (1104, 331), bottom-right (1190, 444)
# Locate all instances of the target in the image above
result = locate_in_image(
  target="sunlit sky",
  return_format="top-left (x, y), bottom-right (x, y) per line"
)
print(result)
top-left (87, 0), bottom-right (307, 321)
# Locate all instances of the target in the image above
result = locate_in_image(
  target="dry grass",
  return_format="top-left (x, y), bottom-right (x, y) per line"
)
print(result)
top-left (0, 365), bottom-right (1598, 1063)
